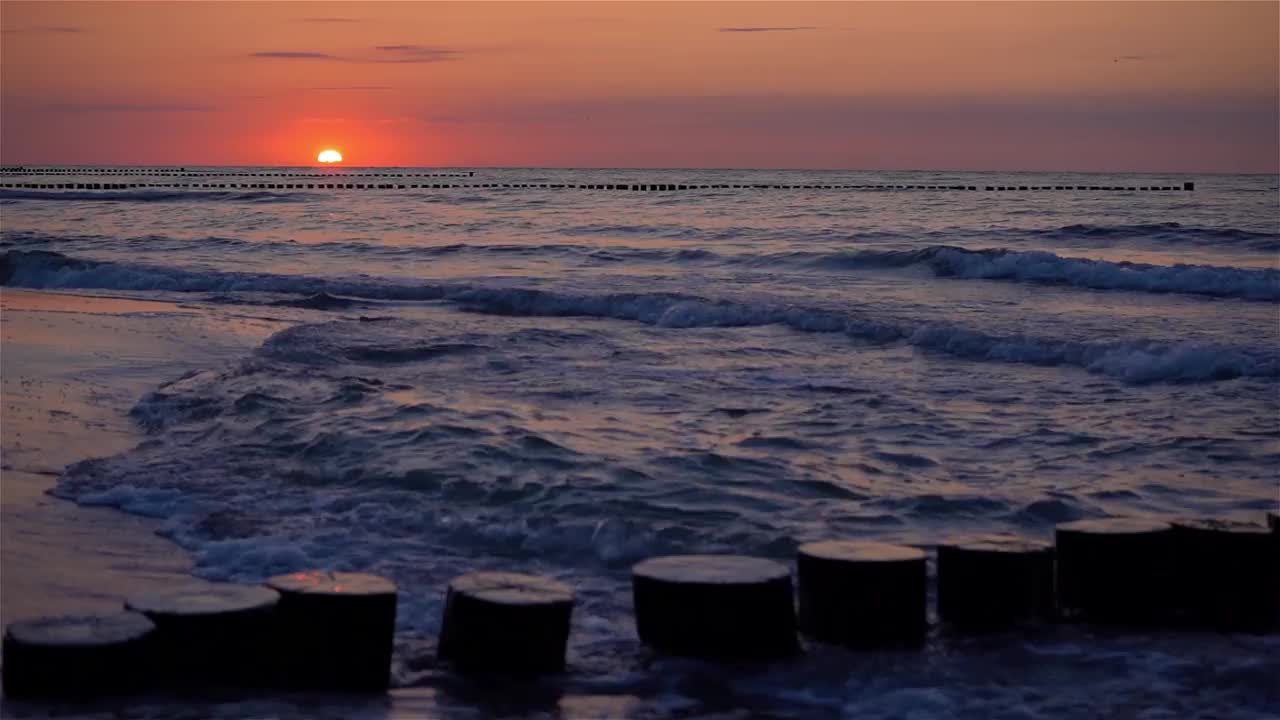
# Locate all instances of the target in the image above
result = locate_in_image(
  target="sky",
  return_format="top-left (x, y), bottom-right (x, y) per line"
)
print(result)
top-left (2, 2), bottom-right (1277, 172)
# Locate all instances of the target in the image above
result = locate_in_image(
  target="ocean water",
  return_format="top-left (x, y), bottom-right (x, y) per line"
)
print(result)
top-left (2, 168), bottom-right (1278, 718)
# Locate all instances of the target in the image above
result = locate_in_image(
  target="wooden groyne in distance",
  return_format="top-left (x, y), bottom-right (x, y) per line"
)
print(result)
top-left (0, 181), bottom-right (1197, 192)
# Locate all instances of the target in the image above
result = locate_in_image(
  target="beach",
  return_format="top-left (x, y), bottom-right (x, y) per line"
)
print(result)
top-left (1, 169), bottom-right (1278, 717)
top-left (1, 290), bottom-right (218, 629)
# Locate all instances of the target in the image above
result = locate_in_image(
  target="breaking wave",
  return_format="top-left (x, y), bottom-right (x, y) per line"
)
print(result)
top-left (4, 230), bottom-right (1277, 301)
top-left (788, 246), bottom-right (1280, 301)
top-left (4, 250), bottom-right (1275, 384)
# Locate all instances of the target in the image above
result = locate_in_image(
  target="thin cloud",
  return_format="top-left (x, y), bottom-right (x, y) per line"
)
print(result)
top-left (718, 26), bottom-right (818, 33)
top-left (1113, 54), bottom-right (1163, 63)
top-left (249, 48), bottom-right (459, 64)
top-left (372, 45), bottom-right (460, 63)
top-left (1, 25), bottom-right (84, 35)
top-left (251, 51), bottom-right (337, 60)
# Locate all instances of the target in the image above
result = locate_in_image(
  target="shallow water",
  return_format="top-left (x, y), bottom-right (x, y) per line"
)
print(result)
top-left (1, 168), bottom-right (1278, 717)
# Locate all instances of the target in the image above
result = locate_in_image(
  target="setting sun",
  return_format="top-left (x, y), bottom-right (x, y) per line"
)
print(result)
top-left (317, 149), bottom-right (343, 164)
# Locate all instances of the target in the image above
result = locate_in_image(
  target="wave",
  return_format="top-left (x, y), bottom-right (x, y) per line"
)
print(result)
top-left (1040, 222), bottom-right (1280, 254)
top-left (904, 325), bottom-right (1274, 384)
top-left (555, 221), bottom-right (1278, 251)
top-left (787, 246), bottom-right (1280, 301)
top-left (0, 230), bottom-right (712, 264)
top-left (4, 227), bottom-right (1275, 301)
top-left (0, 249), bottom-right (453, 299)
top-left (269, 292), bottom-right (371, 310)
top-left (5, 250), bottom-right (1272, 384)
top-left (0, 189), bottom-right (307, 204)
top-left (1045, 222), bottom-right (1276, 243)
top-left (450, 287), bottom-right (1276, 383)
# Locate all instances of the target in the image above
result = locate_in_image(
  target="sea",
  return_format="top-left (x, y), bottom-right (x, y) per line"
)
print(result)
top-left (1, 168), bottom-right (1278, 719)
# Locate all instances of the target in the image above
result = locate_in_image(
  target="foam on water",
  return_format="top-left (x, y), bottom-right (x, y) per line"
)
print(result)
top-left (53, 314), bottom-right (1273, 565)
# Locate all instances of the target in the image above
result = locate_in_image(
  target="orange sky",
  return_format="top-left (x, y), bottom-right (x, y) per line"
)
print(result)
top-left (2, 2), bottom-right (1276, 171)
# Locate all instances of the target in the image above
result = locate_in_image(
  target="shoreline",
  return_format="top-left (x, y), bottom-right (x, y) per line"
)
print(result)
top-left (0, 289), bottom-right (483, 717)
top-left (0, 287), bottom-right (302, 625)
top-left (0, 290), bottom-right (229, 632)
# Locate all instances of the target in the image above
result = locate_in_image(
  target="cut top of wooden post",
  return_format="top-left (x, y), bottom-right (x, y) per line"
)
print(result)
top-left (449, 571), bottom-right (573, 606)
top-left (126, 584), bottom-right (279, 617)
top-left (632, 555), bottom-right (790, 584)
top-left (939, 534), bottom-right (1051, 554)
top-left (1057, 518), bottom-right (1171, 535)
top-left (267, 570), bottom-right (397, 596)
top-left (799, 540), bottom-right (925, 563)
top-left (6, 612), bottom-right (155, 647)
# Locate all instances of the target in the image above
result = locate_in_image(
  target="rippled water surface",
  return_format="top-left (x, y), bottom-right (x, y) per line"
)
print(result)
top-left (2, 168), bottom-right (1278, 718)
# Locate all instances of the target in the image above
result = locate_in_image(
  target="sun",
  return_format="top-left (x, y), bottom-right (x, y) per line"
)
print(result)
top-left (317, 149), bottom-right (343, 163)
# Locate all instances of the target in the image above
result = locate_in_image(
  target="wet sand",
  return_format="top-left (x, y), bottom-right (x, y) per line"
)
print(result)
top-left (1, 290), bottom-right (226, 631)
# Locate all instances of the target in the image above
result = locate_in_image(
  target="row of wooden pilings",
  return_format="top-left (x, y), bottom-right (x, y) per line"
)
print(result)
top-left (3, 514), bottom-right (1274, 701)
top-left (0, 168), bottom-right (475, 178)
top-left (1, 181), bottom-right (1197, 192)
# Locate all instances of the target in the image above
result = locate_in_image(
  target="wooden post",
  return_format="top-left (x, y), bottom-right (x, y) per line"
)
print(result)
top-left (632, 555), bottom-right (796, 659)
top-left (797, 541), bottom-right (927, 648)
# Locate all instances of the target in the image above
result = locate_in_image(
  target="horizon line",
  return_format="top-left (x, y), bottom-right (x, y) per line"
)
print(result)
top-left (0, 163), bottom-right (1270, 177)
